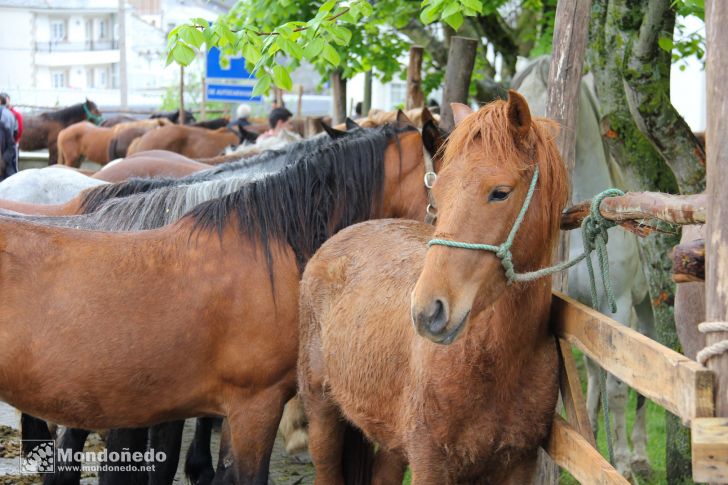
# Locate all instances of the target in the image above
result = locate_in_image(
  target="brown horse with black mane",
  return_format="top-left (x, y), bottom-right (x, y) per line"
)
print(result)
top-left (0, 118), bottom-right (429, 484)
top-left (19, 99), bottom-right (102, 164)
top-left (299, 92), bottom-right (568, 484)
top-left (57, 118), bottom-right (171, 167)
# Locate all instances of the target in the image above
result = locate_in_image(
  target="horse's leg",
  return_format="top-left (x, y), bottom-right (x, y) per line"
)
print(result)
top-left (500, 452), bottom-right (539, 485)
top-left (224, 386), bottom-right (289, 484)
top-left (631, 297), bottom-right (654, 476)
top-left (148, 421), bottom-right (185, 485)
top-left (306, 394), bottom-right (347, 485)
top-left (98, 428), bottom-right (148, 485)
top-left (606, 373), bottom-right (632, 481)
top-left (372, 448), bottom-right (407, 485)
top-left (43, 427), bottom-right (90, 485)
top-left (185, 417), bottom-right (216, 485)
top-left (279, 395), bottom-right (308, 456)
top-left (583, 357), bottom-right (601, 439)
top-left (21, 414), bottom-right (53, 450)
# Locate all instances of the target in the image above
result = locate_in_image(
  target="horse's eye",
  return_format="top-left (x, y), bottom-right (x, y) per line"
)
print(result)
top-left (488, 187), bottom-right (512, 202)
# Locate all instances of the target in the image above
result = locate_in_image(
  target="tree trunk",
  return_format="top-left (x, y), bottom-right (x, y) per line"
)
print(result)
top-left (440, 36), bottom-right (477, 132)
top-left (589, 1), bottom-right (693, 482)
top-left (178, 65), bottom-right (185, 125)
top-left (363, 70), bottom-right (372, 117)
top-left (331, 69), bottom-right (346, 125)
top-left (406, 46), bottom-right (425, 110)
top-left (705, 0), bottom-right (728, 419)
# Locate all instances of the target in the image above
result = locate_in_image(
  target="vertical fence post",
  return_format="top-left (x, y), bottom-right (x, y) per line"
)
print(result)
top-left (406, 46), bottom-right (424, 111)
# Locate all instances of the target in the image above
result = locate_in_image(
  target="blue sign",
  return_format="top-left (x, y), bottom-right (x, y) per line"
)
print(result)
top-left (206, 47), bottom-right (255, 80)
top-left (206, 84), bottom-right (262, 102)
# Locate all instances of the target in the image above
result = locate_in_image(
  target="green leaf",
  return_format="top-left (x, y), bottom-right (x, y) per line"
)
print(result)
top-left (171, 43), bottom-right (196, 65)
top-left (441, 2), bottom-right (461, 19)
top-left (658, 36), bottom-right (674, 53)
top-left (443, 11), bottom-right (464, 30)
top-left (252, 73), bottom-right (272, 96)
top-left (243, 43), bottom-right (262, 65)
top-left (329, 26), bottom-right (352, 45)
top-left (320, 0), bottom-right (336, 14)
top-left (303, 38), bottom-right (325, 59)
top-left (420, 4), bottom-right (440, 24)
top-left (272, 64), bottom-right (293, 90)
top-left (179, 26), bottom-right (204, 47)
top-left (460, 0), bottom-right (482, 13)
top-left (322, 43), bottom-right (341, 66)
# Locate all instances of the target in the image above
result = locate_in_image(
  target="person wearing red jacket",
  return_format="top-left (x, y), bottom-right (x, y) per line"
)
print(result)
top-left (0, 93), bottom-right (22, 143)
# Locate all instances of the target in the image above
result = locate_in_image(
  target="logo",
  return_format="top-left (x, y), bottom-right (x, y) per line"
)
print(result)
top-left (20, 440), bottom-right (55, 474)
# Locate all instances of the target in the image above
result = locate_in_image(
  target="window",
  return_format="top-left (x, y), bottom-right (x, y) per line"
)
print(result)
top-left (389, 82), bottom-right (406, 108)
top-left (51, 20), bottom-right (66, 42)
top-left (99, 69), bottom-right (107, 88)
top-left (51, 71), bottom-right (66, 88)
top-left (98, 19), bottom-right (107, 39)
top-left (86, 69), bottom-right (94, 88)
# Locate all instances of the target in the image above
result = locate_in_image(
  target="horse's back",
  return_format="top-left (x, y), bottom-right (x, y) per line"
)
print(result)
top-left (0, 166), bottom-right (106, 203)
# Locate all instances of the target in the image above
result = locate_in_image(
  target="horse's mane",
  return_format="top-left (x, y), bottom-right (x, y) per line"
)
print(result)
top-left (78, 132), bottom-right (341, 213)
top-left (189, 123), bottom-right (415, 276)
top-left (443, 100), bottom-right (568, 246)
top-left (40, 102), bottom-right (90, 124)
top-left (360, 108), bottom-right (439, 128)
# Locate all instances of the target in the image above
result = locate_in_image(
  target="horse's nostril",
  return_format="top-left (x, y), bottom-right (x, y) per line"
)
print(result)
top-left (427, 298), bottom-right (448, 334)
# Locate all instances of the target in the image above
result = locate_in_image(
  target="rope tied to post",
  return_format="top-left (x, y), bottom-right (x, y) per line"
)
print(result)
top-left (428, 166), bottom-right (625, 313)
top-left (697, 322), bottom-right (728, 366)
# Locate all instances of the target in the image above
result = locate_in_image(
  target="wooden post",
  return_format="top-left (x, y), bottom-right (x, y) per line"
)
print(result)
top-left (201, 75), bottom-right (207, 120)
top-left (539, 1), bottom-right (592, 484)
top-left (406, 45), bottom-right (425, 110)
top-left (296, 85), bottom-right (303, 118)
top-left (363, 70), bottom-right (372, 116)
top-left (331, 69), bottom-right (346, 124)
top-left (705, 0), bottom-right (728, 417)
top-left (178, 65), bottom-right (185, 125)
top-left (440, 36), bottom-right (477, 132)
top-left (545, 0), bottom-right (592, 292)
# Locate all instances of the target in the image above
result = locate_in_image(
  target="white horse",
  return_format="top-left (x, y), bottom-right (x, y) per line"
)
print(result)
top-left (0, 165), bottom-right (107, 203)
top-left (513, 56), bottom-right (654, 480)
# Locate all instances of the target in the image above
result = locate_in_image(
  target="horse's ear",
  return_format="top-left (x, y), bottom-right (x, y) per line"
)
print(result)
top-left (421, 107), bottom-right (434, 126)
top-left (506, 89), bottom-right (531, 139)
top-left (396, 110), bottom-right (414, 128)
top-left (345, 117), bottom-right (360, 130)
top-left (320, 120), bottom-right (347, 139)
top-left (451, 103), bottom-right (473, 126)
top-left (422, 119), bottom-right (446, 159)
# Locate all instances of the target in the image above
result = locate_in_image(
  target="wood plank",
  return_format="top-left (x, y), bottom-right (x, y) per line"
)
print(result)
top-left (558, 338), bottom-right (596, 446)
top-left (552, 291), bottom-right (714, 424)
top-left (405, 46), bottom-right (424, 111)
top-left (692, 417), bottom-right (728, 482)
top-left (546, 415), bottom-right (628, 485)
top-left (672, 238), bottom-right (705, 283)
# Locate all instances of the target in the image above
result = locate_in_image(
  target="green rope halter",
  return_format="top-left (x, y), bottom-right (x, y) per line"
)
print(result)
top-left (83, 102), bottom-right (103, 126)
top-left (428, 166), bottom-right (625, 313)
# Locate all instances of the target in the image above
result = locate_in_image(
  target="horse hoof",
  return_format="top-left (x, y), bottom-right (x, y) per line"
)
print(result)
top-left (630, 457), bottom-right (652, 478)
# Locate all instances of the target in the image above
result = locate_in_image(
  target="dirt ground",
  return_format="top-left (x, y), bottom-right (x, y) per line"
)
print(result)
top-left (0, 403), bottom-right (314, 485)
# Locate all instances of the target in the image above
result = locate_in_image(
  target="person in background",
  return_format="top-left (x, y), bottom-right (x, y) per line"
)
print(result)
top-left (228, 103), bottom-right (252, 131)
top-left (0, 92), bottom-right (18, 179)
top-left (353, 101), bottom-right (364, 119)
top-left (258, 107), bottom-right (293, 140)
top-left (0, 93), bottom-right (23, 146)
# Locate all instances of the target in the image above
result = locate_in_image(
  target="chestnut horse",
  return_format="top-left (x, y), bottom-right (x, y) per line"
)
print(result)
top-left (127, 124), bottom-right (244, 158)
top-left (20, 99), bottom-right (102, 164)
top-left (0, 121), bottom-right (428, 484)
top-left (91, 150), bottom-right (211, 183)
top-left (299, 92), bottom-right (568, 484)
top-left (57, 119), bottom-right (171, 167)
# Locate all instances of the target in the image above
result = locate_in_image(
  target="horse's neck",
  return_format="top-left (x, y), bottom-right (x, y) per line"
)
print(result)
top-left (465, 278), bottom-right (553, 370)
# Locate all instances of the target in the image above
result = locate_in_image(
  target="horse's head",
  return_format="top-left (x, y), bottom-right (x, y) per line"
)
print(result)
top-left (410, 90), bottom-right (568, 344)
top-left (381, 111), bottom-right (428, 220)
top-left (83, 99), bottom-right (103, 125)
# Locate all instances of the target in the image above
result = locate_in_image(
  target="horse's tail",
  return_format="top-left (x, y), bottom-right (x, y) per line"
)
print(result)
top-left (342, 424), bottom-right (374, 485)
top-left (56, 136), bottom-right (65, 165)
top-left (108, 136), bottom-right (119, 160)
